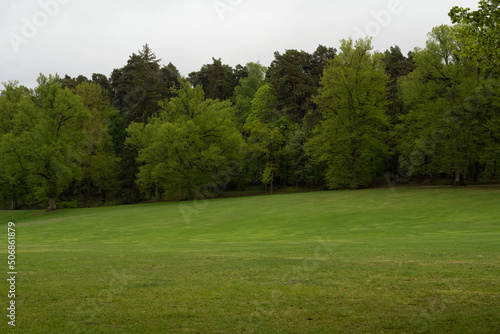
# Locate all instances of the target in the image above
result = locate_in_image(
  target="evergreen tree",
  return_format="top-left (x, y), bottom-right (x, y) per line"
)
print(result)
top-left (382, 46), bottom-right (416, 177)
top-left (110, 44), bottom-right (181, 203)
top-left (111, 44), bottom-right (163, 124)
top-left (266, 49), bottom-right (313, 123)
top-left (188, 58), bottom-right (240, 101)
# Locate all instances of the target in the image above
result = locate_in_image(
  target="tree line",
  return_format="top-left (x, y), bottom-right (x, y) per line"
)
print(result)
top-left (1, 1), bottom-right (499, 210)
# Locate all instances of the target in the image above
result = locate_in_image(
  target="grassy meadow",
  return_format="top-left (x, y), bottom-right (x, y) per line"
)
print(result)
top-left (1, 186), bottom-right (499, 333)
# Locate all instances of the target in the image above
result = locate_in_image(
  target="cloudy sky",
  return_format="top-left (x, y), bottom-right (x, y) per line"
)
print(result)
top-left (1, 0), bottom-right (479, 88)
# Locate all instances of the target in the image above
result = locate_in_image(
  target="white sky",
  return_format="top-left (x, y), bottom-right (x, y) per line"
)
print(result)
top-left (0, 0), bottom-right (479, 88)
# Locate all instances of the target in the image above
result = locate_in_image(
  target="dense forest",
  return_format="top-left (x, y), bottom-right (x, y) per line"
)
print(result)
top-left (1, 1), bottom-right (499, 210)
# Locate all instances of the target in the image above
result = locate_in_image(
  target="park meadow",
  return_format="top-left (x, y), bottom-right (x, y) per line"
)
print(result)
top-left (2, 186), bottom-right (499, 333)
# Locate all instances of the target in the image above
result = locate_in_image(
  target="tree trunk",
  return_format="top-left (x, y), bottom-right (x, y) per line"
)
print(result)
top-left (11, 197), bottom-right (17, 211)
top-left (48, 197), bottom-right (57, 211)
top-left (87, 178), bottom-right (91, 208)
top-left (454, 171), bottom-right (466, 186)
top-left (87, 154), bottom-right (92, 208)
top-left (270, 173), bottom-right (274, 194)
top-left (293, 81), bottom-right (298, 123)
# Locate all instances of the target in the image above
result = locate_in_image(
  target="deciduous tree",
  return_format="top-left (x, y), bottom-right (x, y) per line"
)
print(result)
top-left (126, 81), bottom-right (243, 200)
top-left (398, 26), bottom-right (486, 185)
top-left (233, 62), bottom-right (267, 129)
top-left (306, 38), bottom-right (390, 189)
top-left (450, 0), bottom-right (500, 71)
top-left (74, 82), bottom-right (119, 207)
top-left (0, 82), bottom-right (30, 209)
top-left (21, 75), bottom-right (88, 210)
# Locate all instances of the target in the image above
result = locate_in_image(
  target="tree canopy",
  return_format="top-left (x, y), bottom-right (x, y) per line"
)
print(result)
top-left (306, 38), bottom-right (390, 189)
top-left (126, 80), bottom-right (243, 200)
top-left (2, 3), bottom-right (500, 210)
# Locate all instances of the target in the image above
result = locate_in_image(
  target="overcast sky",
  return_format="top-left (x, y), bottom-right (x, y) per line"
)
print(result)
top-left (0, 0), bottom-right (479, 88)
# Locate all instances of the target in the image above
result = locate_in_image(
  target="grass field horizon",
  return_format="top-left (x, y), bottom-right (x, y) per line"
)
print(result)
top-left (2, 186), bottom-right (499, 333)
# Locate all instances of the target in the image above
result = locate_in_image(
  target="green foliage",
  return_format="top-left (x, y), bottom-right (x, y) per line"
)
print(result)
top-left (233, 62), bottom-right (267, 128)
top-left (449, 0), bottom-right (500, 70)
top-left (1, 75), bottom-right (90, 210)
top-left (109, 45), bottom-right (182, 204)
top-left (107, 107), bottom-right (126, 156)
top-left (397, 25), bottom-right (495, 185)
top-left (382, 45), bottom-right (415, 123)
top-left (74, 82), bottom-right (120, 206)
top-left (91, 73), bottom-right (111, 93)
top-left (59, 74), bottom-right (89, 90)
top-left (244, 120), bottom-right (286, 192)
top-left (246, 83), bottom-right (279, 124)
top-left (261, 162), bottom-right (275, 192)
top-left (243, 82), bottom-right (298, 191)
top-left (189, 58), bottom-right (242, 101)
top-left (382, 46), bottom-right (416, 176)
top-left (306, 38), bottom-right (390, 189)
top-left (266, 45), bottom-right (336, 125)
top-left (30, 75), bottom-right (89, 210)
top-left (284, 124), bottom-right (319, 187)
top-left (110, 44), bottom-right (180, 124)
top-left (476, 78), bottom-right (500, 179)
top-left (0, 81), bottom-right (31, 209)
top-left (126, 81), bottom-right (243, 200)
top-left (4, 15), bottom-right (500, 209)
top-left (447, 2), bottom-right (500, 183)
top-left (266, 49), bottom-right (314, 123)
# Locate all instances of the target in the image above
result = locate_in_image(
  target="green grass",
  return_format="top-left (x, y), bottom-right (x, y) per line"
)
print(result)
top-left (1, 187), bottom-right (500, 333)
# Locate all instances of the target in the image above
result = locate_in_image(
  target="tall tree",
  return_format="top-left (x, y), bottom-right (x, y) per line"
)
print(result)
top-left (450, 0), bottom-right (500, 71)
top-left (18, 75), bottom-right (88, 210)
top-left (283, 124), bottom-right (318, 188)
top-left (111, 44), bottom-right (173, 124)
top-left (161, 62), bottom-right (182, 100)
top-left (233, 64), bottom-right (249, 89)
top-left (74, 82), bottom-right (119, 207)
top-left (382, 46), bottom-right (416, 177)
top-left (233, 62), bottom-right (267, 129)
top-left (475, 77), bottom-right (500, 180)
top-left (266, 45), bottom-right (336, 125)
top-left (0, 82), bottom-right (30, 209)
top-left (383, 46), bottom-right (415, 123)
top-left (91, 73), bottom-right (111, 95)
top-left (306, 38), bottom-right (390, 189)
top-left (449, 2), bottom-right (500, 182)
top-left (266, 49), bottom-right (312, 123)
top-left (60, 75), bottom-right (89, 91)
top-left (110, 45), bottom-right (181, 203)
top-left (188, 58), bottom-right (240, 101)
top-left (244, 121), bottom-right (285, 193)
top-left (243, 83), bottom-right (304, 192)
top-left (398, 25), bottom-right (484, 185)
top-left (126, 80), bottom-right (243, 200)
top-left (309, 45), bottom-right (337, 88)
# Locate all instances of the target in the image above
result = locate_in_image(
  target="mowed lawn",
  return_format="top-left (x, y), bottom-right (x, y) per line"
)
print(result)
top-left (1, 187), bottom-right (499, 333)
